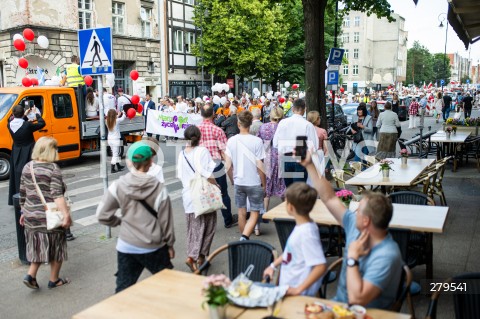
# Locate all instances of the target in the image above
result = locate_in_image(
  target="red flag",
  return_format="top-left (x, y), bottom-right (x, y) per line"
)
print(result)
top-left (427, 82), bottom-right (432, 89)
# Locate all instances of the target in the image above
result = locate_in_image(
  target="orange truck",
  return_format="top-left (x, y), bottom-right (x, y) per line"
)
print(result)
top-left (0, 86), bottom-right (144, 180)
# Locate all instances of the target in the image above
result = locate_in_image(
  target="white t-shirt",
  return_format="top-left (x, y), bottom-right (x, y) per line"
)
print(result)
top-left (176, 102), bottom-right (188, 113)
top-left (147, 162), bottom-right (165, 183)
top-left (103, 93), bottom-right (117, 114)
top-left (279, 222), bottom-right (326, 296)
top-left (177, 147), bottom-right (215, 213)
top-left (226, 134), bottom-right (265, 186)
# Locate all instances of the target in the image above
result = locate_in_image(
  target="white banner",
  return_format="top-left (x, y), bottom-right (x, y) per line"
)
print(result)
top-left (146, 110), bottom-right (203, 138)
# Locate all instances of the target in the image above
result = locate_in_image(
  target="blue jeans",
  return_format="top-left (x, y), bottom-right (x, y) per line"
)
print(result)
top-left (443, 107), bottom-right (451, 121)
top-left (214, 162), bottom-right (233, 226)
top-left (284, 161), bottom-right (307, 188)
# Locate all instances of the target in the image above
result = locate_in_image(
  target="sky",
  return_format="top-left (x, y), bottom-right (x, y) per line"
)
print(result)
top-left (387, 0), bottom-right (480, 65)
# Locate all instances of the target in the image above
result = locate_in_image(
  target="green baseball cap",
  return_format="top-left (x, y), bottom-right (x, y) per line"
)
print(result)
top-left (127, 142), bottom-right (153, 162)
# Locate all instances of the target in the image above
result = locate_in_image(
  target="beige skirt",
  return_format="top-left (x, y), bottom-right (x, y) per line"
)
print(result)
top-left (376, 132), bottom-right (398, 159)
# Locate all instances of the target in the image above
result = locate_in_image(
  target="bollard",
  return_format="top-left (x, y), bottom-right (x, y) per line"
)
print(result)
top-left (12, 194), bottom-right (29, 265)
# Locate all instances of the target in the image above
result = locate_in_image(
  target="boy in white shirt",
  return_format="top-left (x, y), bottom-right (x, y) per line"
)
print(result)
top-left (225, 110), bottom-right (266, 241)
top-left (263, 182), bottom-right (327, 296)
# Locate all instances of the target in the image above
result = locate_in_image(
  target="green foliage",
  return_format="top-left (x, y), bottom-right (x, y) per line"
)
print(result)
top-left (432, 53), bottom-right (451, 85)
top-left (193, 0), bottom-right (288, 79)
top-left (340, 0), bottom-right (395, 22)
top-left (460, 75), bottom-right (471, 84)
top-left (406, 41), bottom-right (452, 86)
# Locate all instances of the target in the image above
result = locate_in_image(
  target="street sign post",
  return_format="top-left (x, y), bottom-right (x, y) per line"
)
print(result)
top-left (327, 47), bottom-right (345, 128)
top-left (78, 27), bottom-right (114, 238)
top-left (328, 48), bottom-right (345, 65)
top-left (327, 70), bottom-right (339, 85)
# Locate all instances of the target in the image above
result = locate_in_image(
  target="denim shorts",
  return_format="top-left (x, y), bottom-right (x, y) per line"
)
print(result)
top-left (234, 185), bottom-right (264, 212)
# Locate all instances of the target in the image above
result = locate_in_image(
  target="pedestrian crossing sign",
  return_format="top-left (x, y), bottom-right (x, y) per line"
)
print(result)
top-left (78, 27), bottom-right (113, 75)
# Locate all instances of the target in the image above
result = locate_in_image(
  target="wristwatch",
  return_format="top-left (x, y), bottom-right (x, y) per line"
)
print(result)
top-left (346, 257), bottom-right (359, 267)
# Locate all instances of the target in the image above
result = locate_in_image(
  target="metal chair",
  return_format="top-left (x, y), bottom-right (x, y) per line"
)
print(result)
top-left (426, 273), bottom-right (480, 319)
top-left (195, 240), bottom-right (277, 282)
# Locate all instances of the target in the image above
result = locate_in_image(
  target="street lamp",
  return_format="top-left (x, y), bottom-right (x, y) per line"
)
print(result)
top-left (438, 13), bottom-right (448, 90)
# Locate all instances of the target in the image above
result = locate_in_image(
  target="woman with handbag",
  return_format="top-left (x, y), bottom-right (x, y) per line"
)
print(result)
top-left (177, 125), bottom-right (218, 272)
top-left (350, 103), bottom-right (373, 162)
top-left (375, 102), bottom-right (401, 160)
top-left (19, 136), bottom-right (72, 289)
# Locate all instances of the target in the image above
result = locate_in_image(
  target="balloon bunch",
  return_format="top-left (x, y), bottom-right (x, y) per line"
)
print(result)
top-left (211, 83), bottom-right (230, 93)
top-left (126, 70), bottom-right (141, 119)
top-left (13, 28), bottom-right (50, 87)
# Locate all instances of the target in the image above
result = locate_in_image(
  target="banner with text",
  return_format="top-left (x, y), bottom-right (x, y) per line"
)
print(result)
top-left (146, 110), bottom-right (203, 138)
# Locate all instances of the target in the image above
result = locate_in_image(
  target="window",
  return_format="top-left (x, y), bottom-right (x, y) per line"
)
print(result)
top-left (78, 0), bottom-right (92, 29)
top-left (344, 49), bottom-right (349, 59)
top-left (353, 49), bottom-right (359, 59)
top-left (52, 94), bottom-right (73, 118)
top-left (184, 0), bottom-right (194, 4)
top-left (353, 65), bottom-right (359, 75)
top-left (185, 31), bottom-right (195, 53)
top-left (342, 33), bottom-right (349, 44)
top-left (173, 30), bottom-right (184, 53)
top-left (112, 2), bottom-right (125, 35)
top-left (343, 17), bottom-right (350, 27)
top-left (354, 32), bottom-right (359, 43)
top-left (141, 7), bottom-right (152, 38)
top-left (148, 61), bottom-right (154, 73)
top-left (20, 96), bottom-right (44, 116)
top-left (354, 16), bottom-right (360, 27)
top-left (343, 65), bottom-right (348, 75)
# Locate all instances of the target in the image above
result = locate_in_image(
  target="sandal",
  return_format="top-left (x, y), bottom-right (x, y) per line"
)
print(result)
top-left (23, 274), bottom-right (39, 289)
top-left (185, 257), bottom-right (198, 272)
top-left (197, 256), bottom-right (206, 269)
top-left (48, 278), bottom-right (70, 289)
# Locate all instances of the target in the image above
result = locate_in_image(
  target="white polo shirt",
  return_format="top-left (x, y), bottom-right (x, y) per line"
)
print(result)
top-left (273, 113), bottom-right (319, 155)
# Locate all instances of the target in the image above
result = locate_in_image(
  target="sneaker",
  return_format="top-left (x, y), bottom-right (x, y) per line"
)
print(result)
top-left (224, 214), bottom-right (239, 228)
top-left (66, 233), bottom-right (75, 241)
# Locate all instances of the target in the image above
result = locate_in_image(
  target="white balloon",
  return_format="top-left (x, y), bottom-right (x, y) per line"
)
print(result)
top-left (211, 85), bottom-right (217, 92)
top-left (202, 95), bottom-right (209, 102)
top-left (13, 34), bottom-right (24, 42)
top-left (299, 92), bottom-right (305, 99)
top-left (195, 97), bottom-right (202, 103)
top-left (223, 84), bottom-right (230, 92)
top-left (260, 96), bottom-right (266, 103)
top-left (266, 93), bottom-right (273, 100)
top-left (227, 93), bottom-right (234, 99)
top-left (37, 35), bottom-right (49, 49)
top-left (106, 73), bottom-right (115, 87)
top-left (284, 81), bottom-right (290, 88)
top-left (220, 97), bottom-right (227, 105)
top-left (213, 95), bottom-right (221, 104)
top-left (275, 92), bottom-right (281, 97)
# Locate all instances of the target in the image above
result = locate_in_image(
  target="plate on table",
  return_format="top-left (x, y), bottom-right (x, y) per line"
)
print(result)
top-left (227, 283), bottom-right (288, 308)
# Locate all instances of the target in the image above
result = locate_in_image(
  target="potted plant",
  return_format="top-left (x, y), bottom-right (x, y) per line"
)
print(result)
top-left (378, 159), bottom-right (394, 178)
top-left (202, 274), bottom-right (231, 319)
top-left (452, 125), bottom-right (457, 134)
top-left (445, 126), bottom-right (452, 139)
top-left (400, 149), bottom-right (409, 165)
top-left (335, 189), bottom-right (354, 207)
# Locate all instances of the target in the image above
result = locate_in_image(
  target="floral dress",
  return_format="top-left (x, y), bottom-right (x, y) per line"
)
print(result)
top-left (257, 122), bottom-right (286, 198)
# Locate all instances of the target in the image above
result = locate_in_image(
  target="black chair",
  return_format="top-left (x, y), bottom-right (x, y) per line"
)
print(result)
top-left (389, 191), bottom-right (429, 205)
top-left (196, 240), bottom-right (277, 282)
top-left (273, 218), bottom-right (296, 251)
top-left (318, 257), bottom-right (343, 298)
top-left (426, 273), bottom-right (480, 319)
top-left (391, 265), bottom-right (414, 317)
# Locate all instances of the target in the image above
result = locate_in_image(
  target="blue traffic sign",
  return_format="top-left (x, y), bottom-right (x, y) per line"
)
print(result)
top-left (327, 70), bottom-right (339, 85)
top-left (78, 27), bottom-right (113, 75)
top-left (440, 79), bottom-right (445, 85)
top-left (328, 48), bottom-right (345, 65)
top-left (466, 79), bottom-right (470, 84)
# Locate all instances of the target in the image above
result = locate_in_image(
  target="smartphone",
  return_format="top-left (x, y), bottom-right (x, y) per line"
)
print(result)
top-left (295, 136), bottom-right (307, 161)
top-left (29, 100), bottom-right (35, 109)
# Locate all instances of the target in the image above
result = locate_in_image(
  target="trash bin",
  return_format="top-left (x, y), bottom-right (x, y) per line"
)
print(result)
top-left (12, 194), bottom-right (29, 265)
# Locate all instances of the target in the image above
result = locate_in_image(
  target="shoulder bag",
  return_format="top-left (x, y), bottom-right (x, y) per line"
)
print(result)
top-left (352, 118), bottom-right (365, 144)
top-left (183, 151), bottom-right (225, 217)
top-left (30, 162), bottom-right (71, 230)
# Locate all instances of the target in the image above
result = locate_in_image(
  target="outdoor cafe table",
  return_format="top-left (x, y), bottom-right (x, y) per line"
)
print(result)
top-left (72, 269), bottom-right (411, 319)
top-left (345, 158), bottom-right (435, 188)
top-left (263, 199), bottom-right (448, 279)
top-left (430, 130), bottom-right (470, 171)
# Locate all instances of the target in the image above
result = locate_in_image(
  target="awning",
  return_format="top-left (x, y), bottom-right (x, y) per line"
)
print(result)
top-left (414, 0), bottom-right (480, 49)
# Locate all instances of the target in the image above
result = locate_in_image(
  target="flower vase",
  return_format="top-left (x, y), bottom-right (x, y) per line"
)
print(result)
top-left (446, 132), bottom-right (451, 139)
top-left (401, 156), bottom-right (408, 166)
top-left (342, 200), bottom-right (351, 208)
top-left (382, 169), bottom-right (390, 178)
top-left (209, 305), bottom-right (226, 319)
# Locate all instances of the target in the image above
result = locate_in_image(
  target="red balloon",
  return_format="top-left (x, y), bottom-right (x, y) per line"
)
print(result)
top-left (22, 77), bottom-right (32, 87)
top-left (23, 28), bottom-right (35, 41)
top-left (292, 84), bottom-right (299, 90)
top-left (126, 108), bottom-right (136, 119)
top-left (14, 39), bottom-right (26, 51)
top-left (340, 87), bottom-right (345, 93)
top-left (31, 78), bottom-right (39, 86)
top-left (130, 70), bottom-right (139, 81)
top-left (136, 104), bottom-right (143, 114)
top-left (279, 97), bottom-right (286, 103)
top-left (84, 75), bottom-right (93, 86)
top-left (131, 95), bottom-right (140, 105)
top-left (18, 57), bottom-right (28, 69)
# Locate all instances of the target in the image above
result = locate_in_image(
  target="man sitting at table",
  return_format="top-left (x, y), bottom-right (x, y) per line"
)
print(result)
top-left (301, 151), bottom-right (402, 309)
top-left (262, 183), bottom-right (327, 296)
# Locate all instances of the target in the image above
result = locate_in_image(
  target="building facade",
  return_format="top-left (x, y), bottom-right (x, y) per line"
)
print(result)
top-left (340, 12), bottom-right (408, 93)
top-left (447, 53), bottom-right (471, 83)
top-left (0, 0), bottom-right (164, 100)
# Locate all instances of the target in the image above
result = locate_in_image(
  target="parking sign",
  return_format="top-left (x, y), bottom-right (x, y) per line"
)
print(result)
top-left (328, 48), bottom-right (345, 65)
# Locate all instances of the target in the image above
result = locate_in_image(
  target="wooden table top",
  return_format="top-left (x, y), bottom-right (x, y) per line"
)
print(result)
top-left (263, 199), bottom-right (449, 233)
top-left (73, 269), bottom-right (411, 319)
top-left (345, 158), bottom-right (435, 187)
top-left (430, 130), bottom-right (470, 143)
top-left (237, 295), bottom-right (411, 319)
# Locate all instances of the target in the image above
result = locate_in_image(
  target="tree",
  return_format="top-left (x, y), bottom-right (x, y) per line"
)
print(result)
top-left (193, 0), bottom-right (288, 82)
top-left (460, 75), bottom-right (471, 84)
top-left (302, 0), bottom-right (394, 128)
top-left (405, 41), bottom-right (434, 87)
top-left (432, 53), bottom-right (451, 86)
